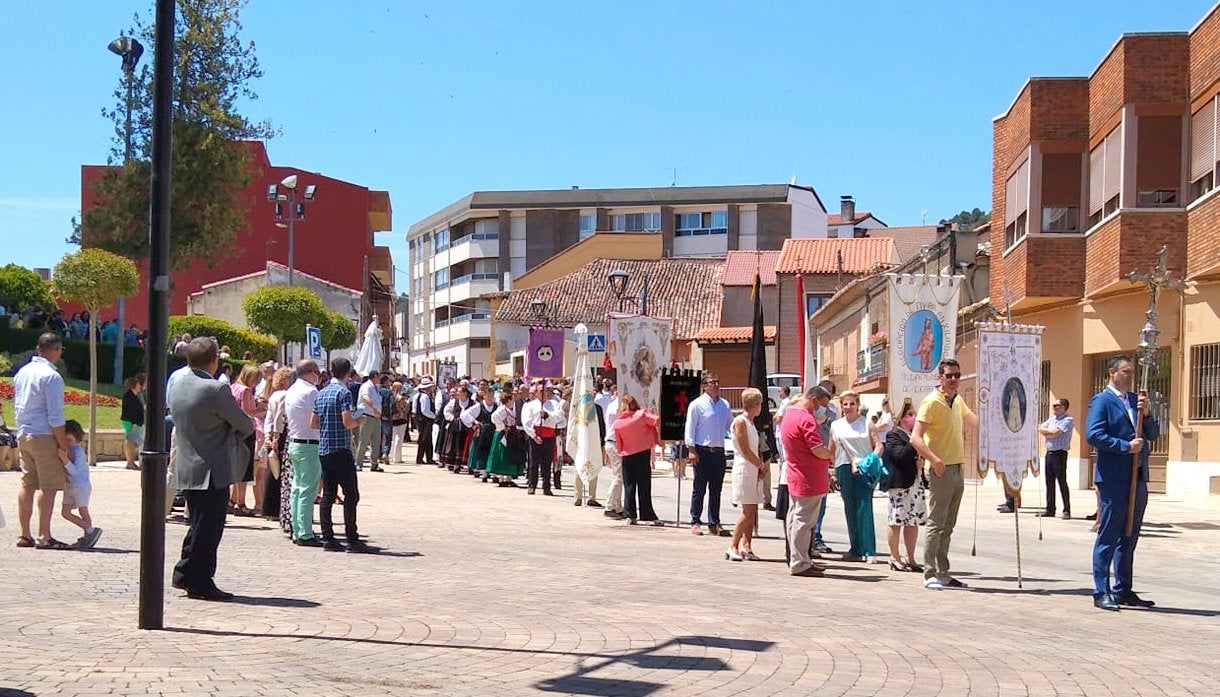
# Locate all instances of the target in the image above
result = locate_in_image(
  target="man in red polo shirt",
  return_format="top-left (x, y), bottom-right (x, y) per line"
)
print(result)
top-left (780, 388), bottom-right (834, 577)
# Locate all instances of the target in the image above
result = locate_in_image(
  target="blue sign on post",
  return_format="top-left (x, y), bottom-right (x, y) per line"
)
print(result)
top-left (587, 334), bottom-right (606, 352)
top-left (306, 325), bottom-right (322, 359)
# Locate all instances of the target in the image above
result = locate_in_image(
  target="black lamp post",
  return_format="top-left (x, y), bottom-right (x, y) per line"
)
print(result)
top-left (530, 297), bottom-right (556, 327)
top-left (607, 268), bottom-right (647, 313)
top-left (266, 175), bottom-right (317, 286)
top-left (108, 35), bottom-right (144, 387)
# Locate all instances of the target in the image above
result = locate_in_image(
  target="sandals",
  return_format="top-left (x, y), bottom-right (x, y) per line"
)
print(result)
top-left (34, 538), bottom-right (73, 550)
top-left (16, 536), bottom-right (34, 548)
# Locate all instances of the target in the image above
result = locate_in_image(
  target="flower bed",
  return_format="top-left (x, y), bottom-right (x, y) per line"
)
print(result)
top-left (0, 380), bottom-right (118, 407)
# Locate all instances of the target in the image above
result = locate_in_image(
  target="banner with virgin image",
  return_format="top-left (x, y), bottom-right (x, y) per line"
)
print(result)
top-left (608, 313), bottom-right (673, 413)
top-left (976, 322), bottom-right (1044, 492)
top-left (886, 273), bottom-right (962, 407)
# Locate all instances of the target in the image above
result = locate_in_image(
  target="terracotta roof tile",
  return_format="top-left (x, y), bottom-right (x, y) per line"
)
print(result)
top-left (865, 225), bottom-right (942, 264)
top-left (693, 325), bottom-right (776, 343)
top-left (495, 257), bottom-right (723, 340)
top-left (723, 251), bottom-right (780, 286)
top-left (826, 211), bottom-right (875, 226)
top-left (774, 237), bottom-right (896, 274)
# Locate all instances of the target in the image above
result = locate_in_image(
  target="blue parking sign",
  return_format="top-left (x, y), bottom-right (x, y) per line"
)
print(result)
top-left (306, 325), bottom-right (322, 359)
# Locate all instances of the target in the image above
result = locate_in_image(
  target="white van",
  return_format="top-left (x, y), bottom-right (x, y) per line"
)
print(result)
top-left (765, 373), bottom-right (802, 408)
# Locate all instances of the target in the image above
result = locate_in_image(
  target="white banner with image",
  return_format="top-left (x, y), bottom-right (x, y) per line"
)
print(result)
top-left (886, 273), bottom-right (962, 408)
top-left (608, 313), bottom-right (673, 413)
top-left (976, 322), bottom-right (1044, 492)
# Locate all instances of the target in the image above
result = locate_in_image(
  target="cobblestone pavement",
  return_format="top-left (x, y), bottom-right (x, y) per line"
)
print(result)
top-left (1, 442), bottom-right (1218, 696)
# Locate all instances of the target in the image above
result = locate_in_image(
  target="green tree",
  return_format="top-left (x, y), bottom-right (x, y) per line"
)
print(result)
top-left (0, 264), bottom-right (55, 311)
top-left (168, 315), bottom-right (278, 360)
top-left (319, 310), bottom-right (357, 366)
top-left (243, 286), bottom-right (328, 362)
top-left (940, 208), bottom-right (991, 232)
top-left (52, 249), bottom-right (140, 465)
top-left (73, 0), bottom-right (276, 268)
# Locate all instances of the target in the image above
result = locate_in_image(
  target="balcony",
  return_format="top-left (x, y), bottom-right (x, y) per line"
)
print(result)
top-left (448, 233), bottom-right (500, 264)
top-left (1084, 210), bottom-right (1186, 296)
top-left (1188, 190), bottom-right (1220, 279)
top-left (1001, 234), bottom-right (1086, 307)
top-left (856, 345), bottom-right (887, 385)
top-left (446, 273), bottom-right (501, 301)
top-left (434, 312), bottom-right (491, 342)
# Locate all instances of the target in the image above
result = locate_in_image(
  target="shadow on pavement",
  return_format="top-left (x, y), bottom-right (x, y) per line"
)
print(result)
top-left (373, 550), bottom-right (424, 558)
top-left (0, 689), bottom-right (38, 696)
top-left (228, 596), bottom-right (322, 608)
top-left (82, 547), bottom-right (138, 554)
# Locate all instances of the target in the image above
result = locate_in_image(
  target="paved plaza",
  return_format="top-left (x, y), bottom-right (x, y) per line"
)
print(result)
top-left (1, 442), bottom-right (1218, 697)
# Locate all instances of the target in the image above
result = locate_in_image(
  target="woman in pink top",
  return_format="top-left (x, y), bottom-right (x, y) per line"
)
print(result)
top-left (613, 395), bottom-right (662, 525)
top-left (229, 364), bottom-right (263, 516)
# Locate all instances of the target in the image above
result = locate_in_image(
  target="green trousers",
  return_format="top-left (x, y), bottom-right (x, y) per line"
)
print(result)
top-left (836, 463), bottom-right (876, 557)
top-left (288, 442), bottom-right (321, 541)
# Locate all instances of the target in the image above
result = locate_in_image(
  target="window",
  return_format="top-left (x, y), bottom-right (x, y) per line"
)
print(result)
top-left (675, 210), bottom-right (728, 237)
top-left (1004, 157), bottom-right (1030, 247)
top-left (1191, 97), bottom-right (1218, 202)
top-left (1190, 343), bottom-right (1220, 420)
top-left (1136, 190), bottom-right (1178, 207)
top-left (411, 275), bottom-right (423, 297)
top-left (432, 268), bottom-right (449, 290)
top-left (1042, 206), bottom-right (1079, 233)
top-left (1088, 127), bottom-right (1122, 227)
top-left (610, 212), bottom-right (660, 232)
top-left (435, 228), bottom-right (451, 252)
top-left (805, 293), bottom-right (831, 318)
top-left (1135, 116), bottom-right (1182, 208)
top-left (474, 218), bottom-right (499, 238)
top-left (579, 213), bottom-right (597, 240)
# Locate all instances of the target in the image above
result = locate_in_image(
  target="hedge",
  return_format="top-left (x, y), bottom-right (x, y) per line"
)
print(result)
top-left (168, 316), bottom-right (278, 361)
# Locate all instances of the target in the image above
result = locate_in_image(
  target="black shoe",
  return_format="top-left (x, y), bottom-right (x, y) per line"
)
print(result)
top-left (294, 537), bottom-right (323, 547)
top-left (1094, 594), bottom-right (1120, 611)
top-left (586, 500), bottom-right (603, 508)
top-left (322, 539), bottom-right (345, 552)
top-left (763, 503), bottom-right (776, 511)
top-left (997, 505), bottom-right (1015, 513)
top-left (573, 499), bottom-right (583, 507)
top-left (1116, 592), bottom-right (1155, 608)
top-left (171, 579), bottom-right (188, 591)
top-left (346, 541), bottom-right (380, 554)
top-left (604, 510), bottom-right (625, 519)
top-left (1061, 512), bottom-right (1071, 520)
top-left (187, 587), bottom-right (235, 602)
top-left (814, 542), bottom-right (833, 554)
top-left (370, 466), bottom-right (384, 472)
top-left (543, 490), bottom-right (555, 496)
top-left (1085, 512), bottom-right (1098, 521)
top-left (1035, 510), bottom-right (1056, 517)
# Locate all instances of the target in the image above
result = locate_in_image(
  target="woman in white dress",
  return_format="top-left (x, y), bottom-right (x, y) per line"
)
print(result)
top-left (829, 390), bottom-right (880, 562)
top-left (727, 388), bottom-right (766, 561)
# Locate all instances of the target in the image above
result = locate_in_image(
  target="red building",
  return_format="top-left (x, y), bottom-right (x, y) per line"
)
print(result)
top-left (79, 141), bottom-right (394, 334)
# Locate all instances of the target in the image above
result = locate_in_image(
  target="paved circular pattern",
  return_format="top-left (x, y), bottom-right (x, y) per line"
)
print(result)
top-left (1, 456), bottom-right (1218, 696)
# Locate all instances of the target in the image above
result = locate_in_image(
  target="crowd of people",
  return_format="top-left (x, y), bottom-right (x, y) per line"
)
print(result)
top-left (4, 304), bottom-right (145, 346)
top-left (3, 329), bottom-right (1161, 610)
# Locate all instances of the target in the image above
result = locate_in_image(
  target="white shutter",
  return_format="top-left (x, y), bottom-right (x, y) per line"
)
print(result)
top-left (1192, 98), bottom-right (1216, 181)
top-left (1006, 155), bottom-right (1030, 224)
top-left (1006, 169), bottom-right (1019, 224)
top-left (1089, 144), bottom-right (1104, 214)
top-left (1103, 128), bottom-right (1122, 202)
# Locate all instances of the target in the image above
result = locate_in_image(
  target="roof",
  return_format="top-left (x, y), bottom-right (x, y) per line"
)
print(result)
top-left (775, 237), bottom-right (897, 275)
top-left (723, 250), bottom-right (780, 287)
top-left (693, 325), bottom-right (777, 344)
top-left (409, 184), bottom-right (823, 236)
top-left (195, 261), bottom-right (363, 296)
top-left (866, 225), bottom-right (942, 264)
top-left (807, 270), bottom-right (890, 327)
top-left (827, 211), bottom-right (883, 227)
top-left (495, 257), bottom-right (724, 340)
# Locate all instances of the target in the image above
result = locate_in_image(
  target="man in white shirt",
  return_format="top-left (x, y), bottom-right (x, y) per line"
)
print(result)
top-left (412, 378), bottom-right (438, 464)
top-left (354, 370), bottom-right (383, 471)
top-left (284, 359), bottom-right (324, 546)
top-left (594, 379), bottom-right (614, 414)
top-left (521, 382), bottom-right (562, 495)
top-left (13, 333), bottom-right (70, 549)
top-left (601, 396), bottom-right (624, 518)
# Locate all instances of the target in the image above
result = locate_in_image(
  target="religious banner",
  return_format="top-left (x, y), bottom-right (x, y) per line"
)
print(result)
top-left (887, 273), bottom-right (963, 407)
top-left (659, 368), bottom-right (702, 441)
top-left (976, 322), bottom-right (1044, 492)
top-left (527, 327), bottom-right (565, 378)
top-left (567, 324), bottom-right (603, 487)
top-left (437, 361), bottom-right (458, 386)
top-left (609, 313), bottom-right (673, 413)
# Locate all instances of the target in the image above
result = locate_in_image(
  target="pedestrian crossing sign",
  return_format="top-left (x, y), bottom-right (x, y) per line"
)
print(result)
top-left (587, 334), bottom-right (606, 352)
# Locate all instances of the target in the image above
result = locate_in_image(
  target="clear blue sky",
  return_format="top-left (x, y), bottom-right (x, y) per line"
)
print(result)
top-left (1, 1), bottom-right (1213, 278)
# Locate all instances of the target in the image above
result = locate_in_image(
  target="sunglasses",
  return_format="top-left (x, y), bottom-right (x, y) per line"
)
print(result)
top-left (942, 373), bottom-right (961, 379)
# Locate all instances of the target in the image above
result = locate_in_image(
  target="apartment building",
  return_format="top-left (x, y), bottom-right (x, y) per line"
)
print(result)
top-left (404, 184), bottom-right (829, 377)
top-left (991, 6), bottom-right (1220, 498)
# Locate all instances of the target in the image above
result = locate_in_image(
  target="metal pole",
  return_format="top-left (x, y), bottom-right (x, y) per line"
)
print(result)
top-left (113, 54), bottom-right (136, 386)
top-left (138, 0), bottom-right (175, 631)
top-left (287, 189), bottom-right (295, 287)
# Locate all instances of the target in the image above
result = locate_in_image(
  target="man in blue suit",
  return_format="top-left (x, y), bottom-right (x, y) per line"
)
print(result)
top-left (1085, 355), bottom-right (1158, 612)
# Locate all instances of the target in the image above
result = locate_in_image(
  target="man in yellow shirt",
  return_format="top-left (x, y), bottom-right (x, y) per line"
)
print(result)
top-left (910, 358), bottom-right (978, 590)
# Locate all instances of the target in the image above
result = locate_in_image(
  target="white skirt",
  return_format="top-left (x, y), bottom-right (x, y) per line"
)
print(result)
top-left (731, 460), bottom-right (765, 505)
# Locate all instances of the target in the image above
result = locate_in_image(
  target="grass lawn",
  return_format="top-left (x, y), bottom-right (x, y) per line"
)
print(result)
top-left (1, 378), bottom-right (124, 431)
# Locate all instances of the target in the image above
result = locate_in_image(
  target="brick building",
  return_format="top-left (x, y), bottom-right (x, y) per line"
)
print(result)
top-left (991, 7), bottom-right (1220, 498)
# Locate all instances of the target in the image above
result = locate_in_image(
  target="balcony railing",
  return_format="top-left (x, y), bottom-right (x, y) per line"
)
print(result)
top-left (450, 272), bottom-right (499, 287)
top-left (856, 344), bottom-right (887, 382)
top-left (435, 312), bottom-right (490, 328)
top-left (452, 232), bottom-right (499, 248)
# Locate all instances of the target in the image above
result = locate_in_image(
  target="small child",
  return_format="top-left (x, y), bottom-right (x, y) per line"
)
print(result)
top-left (62, 420), bottom-right (102, 549)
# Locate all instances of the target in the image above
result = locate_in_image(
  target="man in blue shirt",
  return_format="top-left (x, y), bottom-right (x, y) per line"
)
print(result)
top-left (312, 357), bottom-right (378, 553)
top-left (683, 372), bottom-right (735, 536)
top-left (13, 333), bottom-right (71, 549)
top-left (1038, 398), bottom-right (1075, 519)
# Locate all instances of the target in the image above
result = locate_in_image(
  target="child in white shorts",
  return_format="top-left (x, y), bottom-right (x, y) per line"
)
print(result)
top-left (61, 420), bottom-right (102, 549)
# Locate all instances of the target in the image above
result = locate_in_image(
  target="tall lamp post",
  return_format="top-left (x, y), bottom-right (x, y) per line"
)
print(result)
top-left (266, 175), bottom-right (316, 286)
top-left (108, 35), bottom-right (144, 386)
top-left (608, 268), bottom-right (649, 314)
top-left (1123, 246), bottom-right (1185, 535)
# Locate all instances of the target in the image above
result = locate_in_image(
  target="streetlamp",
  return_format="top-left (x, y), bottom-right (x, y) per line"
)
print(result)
top-left (108, 35), bottom-right (144, 387)
top-left (530, 297), bottom-right (556, 327)
top-left (266, 174), bottom-right (317, 286)
top-left (607, 268), bottom-right (648, 314)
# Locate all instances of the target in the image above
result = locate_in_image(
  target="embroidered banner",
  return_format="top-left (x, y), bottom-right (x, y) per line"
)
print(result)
top-left (566, 324), bottom-right (603, 486)
top-left (527, 327), bottom-right (565, 378)
top-left (887, 273), bottom-right (963, 408)
top-left (976, 322), bottom-right (1045, 492)
top-left (609, 313), bottom-right (673, 413)
top-left (659, 368), bottom-right (702, 441)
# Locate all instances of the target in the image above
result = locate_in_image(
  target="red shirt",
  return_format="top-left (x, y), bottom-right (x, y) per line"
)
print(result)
top-left (780, 405), bottom-right (830, 497)
top-left (614, 409), bottom-right (660, 457)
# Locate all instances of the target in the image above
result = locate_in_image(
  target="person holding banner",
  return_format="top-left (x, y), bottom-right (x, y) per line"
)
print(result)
top-left (522, 382), bottom-right (562, 496)
top-left (910, 359), bottom-right (977, 590)
top-left (1086, 356), bottom-right (1158, 611)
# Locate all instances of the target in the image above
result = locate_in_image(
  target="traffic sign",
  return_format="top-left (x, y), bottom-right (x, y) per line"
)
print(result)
top-left (306, 325), bottom-right (322, 359)
top-left (587, 334), bottom-right (606, 352)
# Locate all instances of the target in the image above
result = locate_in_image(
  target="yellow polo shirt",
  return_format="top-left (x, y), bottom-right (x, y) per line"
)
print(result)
top-left (917, 389), bottom-right (970, 466)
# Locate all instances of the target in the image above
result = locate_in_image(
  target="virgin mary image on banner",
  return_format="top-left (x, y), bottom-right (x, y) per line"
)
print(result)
top-left (1003, 377), bottom-right (1027, 433)
top-left (976, 322), bottom-right (1043, 492)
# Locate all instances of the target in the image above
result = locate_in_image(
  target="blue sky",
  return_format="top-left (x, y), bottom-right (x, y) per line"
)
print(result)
top-left (1, 1), bottom-right (1213, 280)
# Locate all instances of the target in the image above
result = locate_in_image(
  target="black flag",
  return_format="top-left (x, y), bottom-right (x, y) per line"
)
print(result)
top-left (748, 270), bottom-right (776, 459)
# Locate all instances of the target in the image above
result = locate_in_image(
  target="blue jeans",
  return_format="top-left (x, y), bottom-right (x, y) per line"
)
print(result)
top-left (814, 497), bottom-right (827, 544)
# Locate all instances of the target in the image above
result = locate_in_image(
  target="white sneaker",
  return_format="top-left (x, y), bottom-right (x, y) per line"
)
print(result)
top-left (923, 578), bottom-right (945, 590)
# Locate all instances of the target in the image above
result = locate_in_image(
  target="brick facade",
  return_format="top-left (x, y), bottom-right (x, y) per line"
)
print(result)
top-left (1188, 194), bottom-right (1220, 279)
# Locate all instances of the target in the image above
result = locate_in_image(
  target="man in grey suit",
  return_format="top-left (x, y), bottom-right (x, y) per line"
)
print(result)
top-left (168, 338), bottom-right (255, 601)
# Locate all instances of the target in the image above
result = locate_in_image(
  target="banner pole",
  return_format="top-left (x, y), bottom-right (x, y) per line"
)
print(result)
top-left (971, 469), bottom-right (979, 557)
top-left (1035, 462), bottom-right (1044, 541)
top-left (1014, 488), bottom-right (1024, 589)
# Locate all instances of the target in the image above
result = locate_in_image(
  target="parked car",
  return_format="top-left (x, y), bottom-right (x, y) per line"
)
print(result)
top-left (765, 373), bottom-right (802, 408)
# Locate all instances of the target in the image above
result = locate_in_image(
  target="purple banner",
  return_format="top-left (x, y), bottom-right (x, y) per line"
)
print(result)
top-left (527, 327), bottom-right (565, 378)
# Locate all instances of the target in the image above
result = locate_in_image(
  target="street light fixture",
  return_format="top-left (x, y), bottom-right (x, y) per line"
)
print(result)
top-left (108, 34), bottom-right (144, 388)
top-left (608, 269), bottom-right (629, 297)
top-left (607, 268), bottom-right (646, 313)
top-left (266, 174), bottom-right (315, 286)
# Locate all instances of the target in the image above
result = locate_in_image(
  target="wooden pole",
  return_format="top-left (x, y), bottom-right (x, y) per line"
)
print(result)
top-left (1125, 387), bottom-right (1147, 537)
